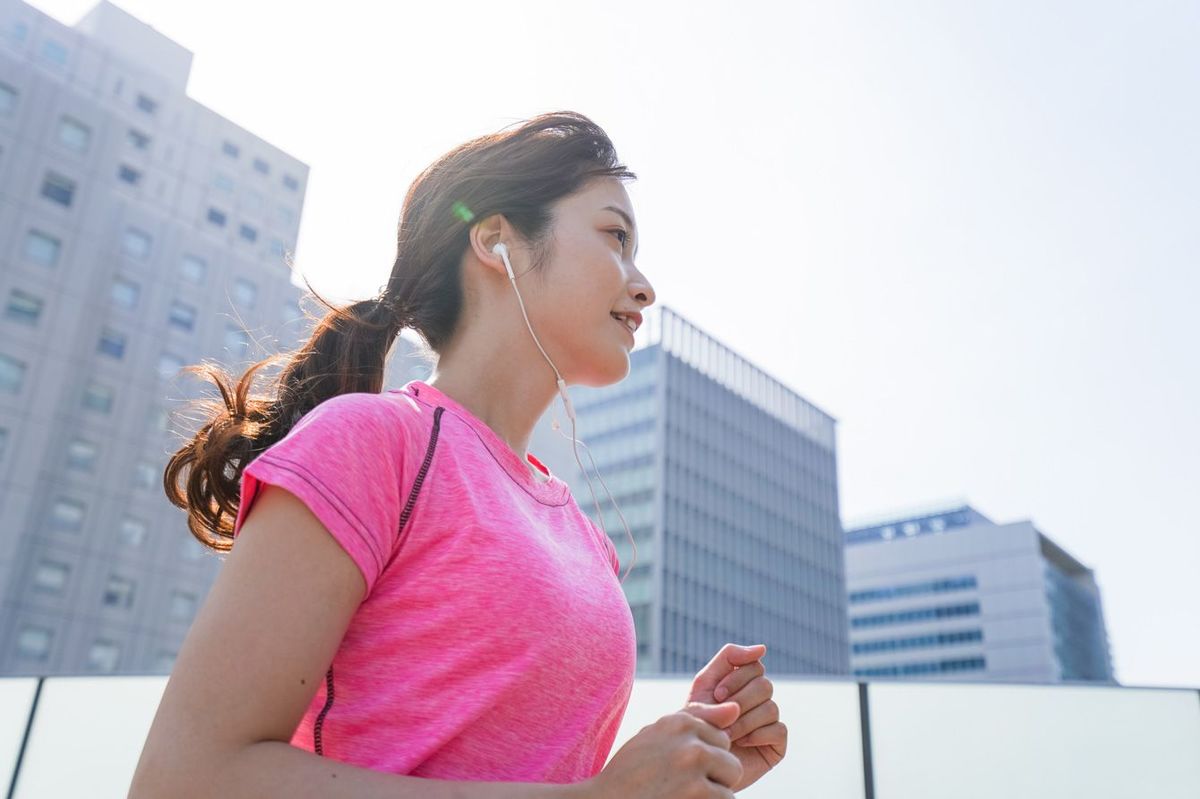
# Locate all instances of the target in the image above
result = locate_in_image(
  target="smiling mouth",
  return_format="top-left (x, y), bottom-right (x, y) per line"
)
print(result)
top-left (612, 316), bottom-right (635, 341)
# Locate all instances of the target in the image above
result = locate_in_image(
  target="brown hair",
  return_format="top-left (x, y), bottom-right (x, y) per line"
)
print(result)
top-left (164, 110), bottom-right (636, 551)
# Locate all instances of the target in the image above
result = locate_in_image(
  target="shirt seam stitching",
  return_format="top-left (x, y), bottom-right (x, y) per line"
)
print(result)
top-left (251, 453), bottom-right (386, 575)
top-left (406, 392), bottom-right (569, 507)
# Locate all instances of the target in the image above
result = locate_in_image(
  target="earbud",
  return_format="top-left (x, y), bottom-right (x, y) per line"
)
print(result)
top-left (492, 242), bottom-right (515, 280)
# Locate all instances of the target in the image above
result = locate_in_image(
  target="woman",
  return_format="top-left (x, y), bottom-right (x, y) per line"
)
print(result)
top-left (130, 111), bottom-right (786, 798)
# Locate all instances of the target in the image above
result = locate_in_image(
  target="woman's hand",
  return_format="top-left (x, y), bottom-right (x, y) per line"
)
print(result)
top-left (684, 643), bottom-right (788, 792)
top-left (584, 702), bottom-right (744, 798)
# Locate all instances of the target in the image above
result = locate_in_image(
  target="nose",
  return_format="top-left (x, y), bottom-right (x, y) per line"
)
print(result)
top-left (629, 270), bottom-right (655, 308)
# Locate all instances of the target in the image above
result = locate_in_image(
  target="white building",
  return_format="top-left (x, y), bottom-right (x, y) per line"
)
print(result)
top-left (843, 504), bottom-right (1116, 683)
top-left (0, 0), bottom-right (308, 676)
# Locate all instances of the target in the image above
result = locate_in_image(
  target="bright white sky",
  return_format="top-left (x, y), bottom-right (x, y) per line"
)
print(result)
top-left (33, 0), bottom-right (1199, 689)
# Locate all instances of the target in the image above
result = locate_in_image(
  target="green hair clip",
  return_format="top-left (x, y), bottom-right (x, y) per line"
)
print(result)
top-left (451, 200), bottom-right (475, 224)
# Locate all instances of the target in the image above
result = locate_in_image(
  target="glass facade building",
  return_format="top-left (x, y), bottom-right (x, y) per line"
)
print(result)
top-left (844, 504), bottom-right (1116, 684)
top-left (533, 306), bottom-right (850, 676)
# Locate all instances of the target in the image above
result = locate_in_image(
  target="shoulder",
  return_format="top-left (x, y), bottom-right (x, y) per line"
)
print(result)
top-left (291, 391), bottom-right (432, 446)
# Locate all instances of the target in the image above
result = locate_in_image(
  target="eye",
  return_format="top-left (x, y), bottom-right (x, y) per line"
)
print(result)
top-left (609, 228), bottom-right (629, 248)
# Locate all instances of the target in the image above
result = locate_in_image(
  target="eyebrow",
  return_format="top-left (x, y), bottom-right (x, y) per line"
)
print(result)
top-left (603, 205), bottom-right (639, 258)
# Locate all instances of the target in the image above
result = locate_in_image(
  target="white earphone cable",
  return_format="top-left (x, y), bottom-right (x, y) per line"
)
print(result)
top-left (495, 242), bottom-right (639, 585)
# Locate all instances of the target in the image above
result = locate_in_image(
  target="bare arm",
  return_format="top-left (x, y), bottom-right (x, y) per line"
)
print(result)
top-left (128, 483), bottom-right (594, 799)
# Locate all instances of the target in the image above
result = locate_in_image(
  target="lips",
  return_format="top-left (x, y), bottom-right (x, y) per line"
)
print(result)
top-left (612, 315), bottom-right (635, 342)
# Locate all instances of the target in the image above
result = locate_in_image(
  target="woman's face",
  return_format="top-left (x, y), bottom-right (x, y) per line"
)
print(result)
top-left (530, 176), bottom-right (656, 387)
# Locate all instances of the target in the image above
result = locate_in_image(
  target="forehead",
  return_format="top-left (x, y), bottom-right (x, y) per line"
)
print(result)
top-left (564, 176), bottom-right (636, 225)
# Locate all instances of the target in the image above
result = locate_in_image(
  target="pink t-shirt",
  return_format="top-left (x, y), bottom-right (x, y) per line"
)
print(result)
top-left (231, 380), bottom-right (636, 783)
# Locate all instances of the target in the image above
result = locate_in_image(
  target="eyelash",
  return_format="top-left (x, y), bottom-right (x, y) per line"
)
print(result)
top-left (610, 228), bottom-right (629, 248)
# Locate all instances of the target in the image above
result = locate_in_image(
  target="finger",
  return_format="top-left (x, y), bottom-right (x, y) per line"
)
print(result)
top-left (681, 703), bottom-right (739, 745)
top-left (723, 698), bottom-right (779, 744)
top-left (692, 643), bottom-right (767, 695)
top-left (732, 720), bottom-right (788, 754)
top-left (722, 674), bottom-right (773, 717)
top-left (712, 660), bottom-right (765, 702)
top-left (703, 743), bottom-right (744, 791)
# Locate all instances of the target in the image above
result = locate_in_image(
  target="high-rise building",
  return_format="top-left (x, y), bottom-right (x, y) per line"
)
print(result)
top-left (532, 306), bottom-right (849, 676)
top-left (843, 503), bottom-right (1116, 683)
top-left (0, 0), bottom-right (308, 676)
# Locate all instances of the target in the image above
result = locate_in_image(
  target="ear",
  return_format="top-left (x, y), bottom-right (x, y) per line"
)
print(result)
top-left (467, 213), bottom-right (510, 280)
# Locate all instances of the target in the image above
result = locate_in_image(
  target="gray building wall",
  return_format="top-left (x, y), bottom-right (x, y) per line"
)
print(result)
top-left (0, 0), bottom-right (308, 676)
top-left (844, 505), bottom-right (1116, 684)
top-left (535, 306), bottom-right (850, 676)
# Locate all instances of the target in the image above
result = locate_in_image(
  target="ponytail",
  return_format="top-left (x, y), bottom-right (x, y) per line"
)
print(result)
top-left (163, 288), bottom-right (403, 551)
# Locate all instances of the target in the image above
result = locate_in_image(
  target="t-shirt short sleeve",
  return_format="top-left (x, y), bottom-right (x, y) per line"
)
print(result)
top-left (232, 392), bottom-right (411, 600)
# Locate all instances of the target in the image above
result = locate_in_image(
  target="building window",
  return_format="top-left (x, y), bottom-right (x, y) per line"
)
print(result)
top-left (135, 93), bottom-right (158, 114)
top-left (180, 254), bottom-right (207, 284)
top-left (154, 650), bottom-right (177, 672)
top-left (102, 575), bottom-right (136, 608)
top-left (281, 297), bottom-right (304, 324)
top-left (276, 205), bottom-right (295, 227)
top-left (122, 228), bottom-right (152, 259)
top-left (134, 460), bottom-right (157, 490)
top-left (41, 171), bottom-right (76, 207)
top-left (170, 590), bottom-right (197, 620)
top-left (33, 560), bottom-right (69, 593)
top-left (119, 517), bottom-right (147, 547)
top-left (58, 116), bottom-right (91, 152)
top-left (41, 39), bottom-right (67, 66)
top-left (225, 325), bottom-right (250, 359)
top-left (117, 164), bottom-right (142, 185)
top-left (16, 626), bottom-right (52, 660)
top-left (238, 224), bottom-right (257, 243)
top-left (4, 289), bottom-right (43, 325)
top-left (232, 278), bottom-right (257, 308)
top-left (282, 174), bottom-right (298, 191)
top-left (110, 276), bottom-right (140, 310)
top-left (66, 438), bottom-right (98, 471)
top-left (221, 140), bottom-right (239, 158)
top-left (127, 128), bottom-right (150, 150)
top-left (167, 300), bottom-right (196, 332)
top-left (207, 207), bottom-right (227, 227)
top-left (252, 157), bottom-right (269, 175)
top-left (0, 353), bottom-right (26, 393)
top-left (87, 639), bottom-right (120, 672)
top-left (49, 497), bottom-right (86, 532)
top-left (213, 173), bottom-right (233, 191)
top-left (24, 229), bottom-right (61, 266)
top-left (0, 428), bottom-right (7, 460)
top-left (0, 82), bottom-right (16, 114)
top-left (97, 327), bottom-right (126, 359)
top-left (158, 352), bottom-right (184, 380)
top-left (82, 380), bottom-right (114, 413)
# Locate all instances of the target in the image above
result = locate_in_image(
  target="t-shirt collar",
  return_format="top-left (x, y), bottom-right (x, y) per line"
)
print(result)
top-left (401, 380), bottom-right (570, 505)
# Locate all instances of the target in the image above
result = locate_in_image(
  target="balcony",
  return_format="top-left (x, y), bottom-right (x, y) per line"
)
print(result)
top-left (2, 675), bottom-right (1197, 797)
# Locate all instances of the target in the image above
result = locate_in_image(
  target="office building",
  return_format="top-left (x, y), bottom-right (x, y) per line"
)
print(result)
top-left (532, 306), bottom-right (850, 676)
top-left (0, 0), bottom-right (308, 675)
top-left (844, 503), bottom-right (1116, 683)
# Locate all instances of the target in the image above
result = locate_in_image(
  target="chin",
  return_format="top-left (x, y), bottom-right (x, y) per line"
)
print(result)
top-left (577, 346), bottom-right (631, 388)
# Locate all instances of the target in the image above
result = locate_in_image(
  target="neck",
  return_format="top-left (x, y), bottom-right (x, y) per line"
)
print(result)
top-left (426, 332), bottom-right (562, 465)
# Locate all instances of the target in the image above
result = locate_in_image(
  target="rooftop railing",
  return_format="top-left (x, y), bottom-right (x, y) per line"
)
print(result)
top-left (2, 674), bottom-right (1197, 797)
